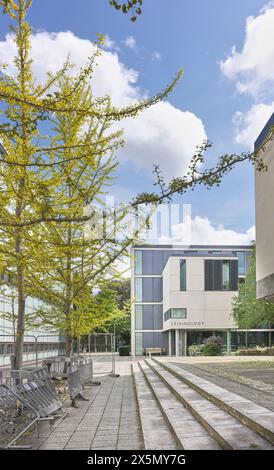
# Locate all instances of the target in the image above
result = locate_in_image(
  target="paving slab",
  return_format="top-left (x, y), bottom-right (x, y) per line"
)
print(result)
top-left (148, 359), bottom-right (273, 450)
top-left (20, 357), bottom-right (143, 450)
top-left (156, 359), bottom-right (274, 445)
top-left (139, 361), bottom-right (221, 450)
top-left (132, 362), bottom-right (178, 450)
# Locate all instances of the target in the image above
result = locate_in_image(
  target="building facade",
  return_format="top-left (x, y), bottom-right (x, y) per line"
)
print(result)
top-left (255, 112), bottom-right (274, 302)
top-left (0, 283), bottom-right (62, 367)
top-left (131, 245), bottom-right (274, 356)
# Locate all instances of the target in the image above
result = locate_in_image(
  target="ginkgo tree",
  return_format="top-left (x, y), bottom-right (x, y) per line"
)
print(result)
top-left (16, 76), bottom-right (136, 355)
top-left (0, 0), bottom-right (181, 367)
top-left (0, 0), bottom-right (272, 368)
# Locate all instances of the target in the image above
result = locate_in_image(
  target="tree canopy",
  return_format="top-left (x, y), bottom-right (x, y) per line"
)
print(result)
top-left (232, 245), bottom-right (274, 328)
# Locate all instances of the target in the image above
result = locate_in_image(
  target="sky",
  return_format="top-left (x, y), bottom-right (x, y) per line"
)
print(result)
top-left (0, 0), bottom-right (274, 245)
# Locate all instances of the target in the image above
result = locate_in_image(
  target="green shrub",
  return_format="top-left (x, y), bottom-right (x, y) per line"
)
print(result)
top-left (202, 336), bottom-right (223, 356)
top-left (202, 342), bottom-right (221, 356)
top-left (188, 344), bottom-right (203, 356)
top-left (118, 345), bottom-right (130, 356)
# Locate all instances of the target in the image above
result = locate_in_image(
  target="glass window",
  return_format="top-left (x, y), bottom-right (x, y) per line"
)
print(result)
top-left (134, 250), bottom-right (142, 275)
top-left (222, 261), bottom-right (230, 290)
top-left (135, 332), bottom-right (143, 356)
top-left (164, 309), bottom-right (171, 322)
top-left (135, 278), bottom-right (142, 302)
top-left (236, 251), bottom-right (246, 276)
top-left (164, 308), bottom-right (187, 321)
top-left (135, 305), bottom-right (142, 330)
top-left (180, 259), bottom-right (186, 291)
top-left (172, 308), bottom-right (187, 319)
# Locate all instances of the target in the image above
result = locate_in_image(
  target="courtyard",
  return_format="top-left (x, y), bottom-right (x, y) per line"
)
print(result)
top-left (19, 354), bottom-right (274, 450)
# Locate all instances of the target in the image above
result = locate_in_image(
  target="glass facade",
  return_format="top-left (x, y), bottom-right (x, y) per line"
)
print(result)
top-left (134, 250), bottom-right (142, 275)
top-left (236, 251), bottom-right (246, 276)
top-left (135, 277), bottom-right (142, 302)
top-left (222, 260), bottom-right (230, 290)
top-left (180, 259), bottom-right (186, 291)
top-left (135, 305), bottom-right (142, 329)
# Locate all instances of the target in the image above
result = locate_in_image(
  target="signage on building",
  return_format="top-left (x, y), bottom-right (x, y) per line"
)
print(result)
top-left (167, 320), bottom-right (205, 328)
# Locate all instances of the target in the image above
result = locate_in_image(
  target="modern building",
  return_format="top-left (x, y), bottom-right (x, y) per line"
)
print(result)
top-left (255, 112), bottom-right (274, 302)
top-left (0, 284), bottom-right (62, 367)
top-left (131, 244), bottom-right (274, 356)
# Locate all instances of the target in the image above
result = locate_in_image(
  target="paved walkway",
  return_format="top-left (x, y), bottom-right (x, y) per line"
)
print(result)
top-left (175, 363), bottom-right (274, 412)
top-left (161, 355), bottom-right (274, 365)
top-left (22, 357), bottom-right (144, 450)
top-left (20, 355), bottom-right (274, 450)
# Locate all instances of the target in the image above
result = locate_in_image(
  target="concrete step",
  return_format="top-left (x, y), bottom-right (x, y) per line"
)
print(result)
top-left (139, 361), bottom-right (221, 450)
top-left (146, 359), bottom-right (273, 450)
top-left (131, 362), bottom-right (179, 450)
top-left (152, 358), bottom-right (274, 446)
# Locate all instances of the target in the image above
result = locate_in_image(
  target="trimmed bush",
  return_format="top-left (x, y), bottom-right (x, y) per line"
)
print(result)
top-left (118, 345), bottom-right (130, 356)
top-left (188, 344), bottom-right (203, 356)
top-left (237, 346), bottom-right (274, 356)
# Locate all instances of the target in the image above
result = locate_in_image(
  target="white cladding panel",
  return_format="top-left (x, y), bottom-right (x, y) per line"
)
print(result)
top-left (163, 256), bottom-right (237, 330)
top-left (256, 140), bottom-right (274, 282)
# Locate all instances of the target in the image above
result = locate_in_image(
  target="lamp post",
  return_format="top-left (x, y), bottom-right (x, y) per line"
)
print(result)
top-left (109, 325), bottom-right (119, 378)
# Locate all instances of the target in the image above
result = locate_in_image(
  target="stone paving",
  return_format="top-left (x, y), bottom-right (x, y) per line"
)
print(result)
top-left (19, 355), bottom-right (274, 450)
top-left (22, 357), bottom-right (144, 450)
top-left (147, 360), bottom-right (274, 450)
top-left (174, 362), bottom-right (274, 412)
top-left (158, 360), bottom-right (274, 444)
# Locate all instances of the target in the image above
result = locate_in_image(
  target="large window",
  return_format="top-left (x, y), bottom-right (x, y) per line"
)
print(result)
top-left (164, 308), bottom-right (187, 322)
top-left (236, 251), bottom-right (246, 276)
top-left (134, 250), bottom-right (142, 275)
top-left (135, 278), bottom-right (142, 302)
top-left (135, 305), bottom-right (142, 329)
top-left (222, 260), bottom-right (230, 290)
top-left (205, 259), bottom-right (238, 291)
top-left (180, 259), bottom-right (186, 291)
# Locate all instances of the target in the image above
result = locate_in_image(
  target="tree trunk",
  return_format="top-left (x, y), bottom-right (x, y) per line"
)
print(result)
top-left (65, 336), bottom-right (72, 356)
top-left (14, 265), bottom-right (25, 370)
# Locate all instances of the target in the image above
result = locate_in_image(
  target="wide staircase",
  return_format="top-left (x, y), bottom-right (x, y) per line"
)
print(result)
top-left (132, 358), bottom-right (274, 450)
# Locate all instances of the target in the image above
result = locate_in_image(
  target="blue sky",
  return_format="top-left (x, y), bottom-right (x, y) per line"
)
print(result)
top-left (1, 0), bottom-right (274, 244)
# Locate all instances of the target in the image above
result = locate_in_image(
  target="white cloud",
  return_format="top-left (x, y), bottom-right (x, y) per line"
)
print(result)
top-left (233, 102), bottom-right (274, 147)
top-left (121, 102), bottom-right (207, 178)
top-left (160, 216), bottom-right (255, 245)
top-left (152, 51), bottom-right (162, 61)
top-left (0, 31), bottom-right (139, 107)
top-left (122, 35), bottom-right (136, 49)
top-left (220, 2), bottom-right (274, 99)
top-left (0, 30), bottom-right (206, 177)
top-left (103, 35), bottom-right (118, 51)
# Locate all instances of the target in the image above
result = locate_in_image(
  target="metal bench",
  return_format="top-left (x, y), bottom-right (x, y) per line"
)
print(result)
top-left (0, 384), bottom-right (39, 449)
